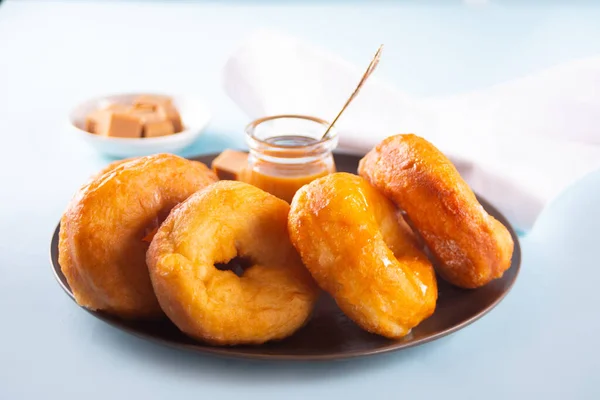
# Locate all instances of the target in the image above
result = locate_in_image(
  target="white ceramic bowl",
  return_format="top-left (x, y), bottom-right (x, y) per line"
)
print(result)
top-left (68, 93), bottom-right (211, 158)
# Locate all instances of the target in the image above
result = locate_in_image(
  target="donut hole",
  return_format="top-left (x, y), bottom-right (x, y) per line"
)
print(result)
top-left (141, 207), bottom-right (175, 243)
top-left (215, 256), bottom-right (253, 277)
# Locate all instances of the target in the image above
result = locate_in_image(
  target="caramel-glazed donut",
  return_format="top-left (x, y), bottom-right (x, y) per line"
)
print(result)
top-left (288, 172), bottom-right (437, 339)
top-left (58, 154), bottom-right (217, 319)
top-left (147, 180), bottom-right (319, 345)
top-left (359, 134), bottom-right (514, 289)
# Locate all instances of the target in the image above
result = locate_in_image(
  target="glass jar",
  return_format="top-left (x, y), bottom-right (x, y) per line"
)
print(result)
top-left (243, 114), bottom-right (339, 203)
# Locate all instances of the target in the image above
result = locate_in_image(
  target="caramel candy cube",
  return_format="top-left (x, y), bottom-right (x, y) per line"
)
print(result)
top-left (211, 149), bottom-right (249, 181)
top-left (129, 107), bottom-right (175, 137)
top-left (160, 104), bottom-right (183, 133)
top-left (130, 102), bottom-right (157, 114)
top-left (129, 106), bottom-right (160, 124)
top-left (144, 119), bottom-right (174, 138)
top-left (85, 103), bottom-right (135, 134)
top-left (85, 109), bottom-right (107, 133)
top-left (95, 112), bottom-right (142, 138)
top-left (133, 95), bottom-right (183, 132)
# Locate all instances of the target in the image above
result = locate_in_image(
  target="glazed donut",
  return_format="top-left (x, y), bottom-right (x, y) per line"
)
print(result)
top-left (147, 180), bottom-right (319, 345)
top-left (58, 153), bottom-right (218, 319)
top-left (358, 134), bottom-right (514, 289)
top-left (288, 172), bottom-right (437, 339)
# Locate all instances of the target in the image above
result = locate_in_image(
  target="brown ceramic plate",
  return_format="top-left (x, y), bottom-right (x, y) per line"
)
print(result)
top-left (50, 153), bottom-right (521, 361)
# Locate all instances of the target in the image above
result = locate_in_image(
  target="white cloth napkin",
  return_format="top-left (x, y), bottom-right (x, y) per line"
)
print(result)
top-left (222, 29), bottom-right (600, 232)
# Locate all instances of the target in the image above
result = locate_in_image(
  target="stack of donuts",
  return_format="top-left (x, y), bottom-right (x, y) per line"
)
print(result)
top-left (58, 134), bottom-right (514, 345)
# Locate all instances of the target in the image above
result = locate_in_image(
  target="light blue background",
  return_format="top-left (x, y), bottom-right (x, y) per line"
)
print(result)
top-left (1, 1), bottom-right (599, 398)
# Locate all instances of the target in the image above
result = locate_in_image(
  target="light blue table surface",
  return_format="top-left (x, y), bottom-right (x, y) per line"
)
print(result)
top-left (1, 1), bottom-right (600, 398)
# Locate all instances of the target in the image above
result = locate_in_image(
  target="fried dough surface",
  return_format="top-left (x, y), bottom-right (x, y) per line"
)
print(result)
top-left (147, 181), bottom-right (319, 345)
top-left (359, 134), bottom-right (514, 288)
top-left (288, 172), bottom-right (437, 339)
top-left (58, 153), bottom-right (217, 319)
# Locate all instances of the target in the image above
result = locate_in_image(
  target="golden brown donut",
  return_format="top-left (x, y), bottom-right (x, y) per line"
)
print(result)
top-left (92, 157), bottom-right (137, 178)
top-left (147, 180), bottom-right (320, 346)
top-left (358, 134), bottom-right (514, 289)
top-left (288, 172), bottom-right (437, 339)
top-left (58, 153), bottom-right (218, 319)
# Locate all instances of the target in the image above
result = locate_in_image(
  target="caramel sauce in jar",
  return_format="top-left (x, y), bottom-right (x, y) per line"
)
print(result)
top-left (243, 116), bottom-right (338, 203)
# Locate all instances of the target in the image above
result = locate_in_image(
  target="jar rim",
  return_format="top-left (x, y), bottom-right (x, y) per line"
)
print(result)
top-left (244, 114), bottom-right (338, 149)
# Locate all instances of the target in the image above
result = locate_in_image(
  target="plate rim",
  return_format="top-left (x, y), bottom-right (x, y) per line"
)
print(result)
top-left (50, 153), bottom-right (522, 361)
